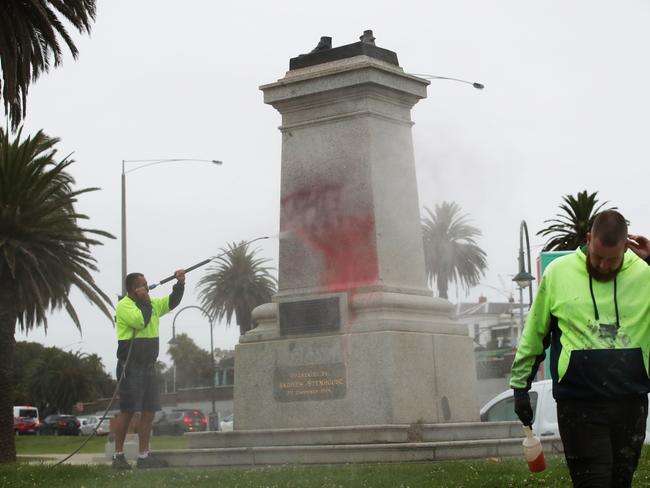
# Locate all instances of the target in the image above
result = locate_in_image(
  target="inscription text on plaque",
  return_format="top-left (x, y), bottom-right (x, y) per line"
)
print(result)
top-left (274, 363), bottom-right (347, 402)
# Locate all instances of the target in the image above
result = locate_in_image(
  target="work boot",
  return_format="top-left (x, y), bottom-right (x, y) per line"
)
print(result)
top-left (112, 453), bottom-right (131, 470)
top-left (136, 453), bottom-right (169, 468)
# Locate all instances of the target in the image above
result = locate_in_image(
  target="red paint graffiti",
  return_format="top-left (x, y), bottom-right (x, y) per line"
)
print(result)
top-left (281, 184), bottom-right (378, 292)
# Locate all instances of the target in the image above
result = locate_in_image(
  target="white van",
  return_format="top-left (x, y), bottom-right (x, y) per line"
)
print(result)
top-left (13, 406), bottom-right (39, 435)
top-left (480, 380), bottom-right (650, 443)
top-left (14, 405), bottom-right (39, 420)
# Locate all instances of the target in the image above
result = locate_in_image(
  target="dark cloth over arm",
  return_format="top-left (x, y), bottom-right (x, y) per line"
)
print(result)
top-left (169, 282), bottom-right (185, 310)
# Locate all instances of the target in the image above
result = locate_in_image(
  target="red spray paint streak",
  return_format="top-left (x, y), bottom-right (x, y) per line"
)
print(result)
top-left (281, 184), bottom-right (378, 295)
top-left (281, 183), bottom-right (379, 374)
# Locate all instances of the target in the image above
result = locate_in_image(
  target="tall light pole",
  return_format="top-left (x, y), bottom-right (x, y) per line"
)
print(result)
top-left (170, 305), bottom-right (217, 420)
top-left (409, 73), bottom-right (485, 90)
top-left (512, 220), bottom-right (535, 344)
top-left (121, 158), bottom-right (222, 296)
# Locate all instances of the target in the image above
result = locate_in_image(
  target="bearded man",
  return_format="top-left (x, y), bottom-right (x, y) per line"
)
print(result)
top-left (511, 210), bottom-right (650, 488)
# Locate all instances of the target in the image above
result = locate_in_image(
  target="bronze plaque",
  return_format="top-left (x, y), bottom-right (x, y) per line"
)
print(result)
top-left (274, 363), bottom-right (347, 402)
top-left (278, 297), bottom-right (341, 335)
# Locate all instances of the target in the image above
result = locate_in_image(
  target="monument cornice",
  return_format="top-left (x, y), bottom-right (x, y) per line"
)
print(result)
top-left (261, 56), bottom-right (428, 108)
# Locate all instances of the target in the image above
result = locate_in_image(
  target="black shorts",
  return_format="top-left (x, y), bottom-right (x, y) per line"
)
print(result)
top-left (116, 359), bottom-right (160, 413)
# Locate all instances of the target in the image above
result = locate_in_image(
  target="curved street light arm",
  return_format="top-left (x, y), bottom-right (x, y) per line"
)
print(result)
top-left (409, 73), bottom-right (485, 90)
top-left (172, 305), bottom-right (213, 339)
top-left (520, 220), bottom-right (534, 307)
top-left (124, 159), bottom-right (222, 175)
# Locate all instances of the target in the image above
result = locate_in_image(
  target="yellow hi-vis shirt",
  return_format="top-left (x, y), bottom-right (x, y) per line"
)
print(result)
top-left (116, 295), bottom-right (170, 340)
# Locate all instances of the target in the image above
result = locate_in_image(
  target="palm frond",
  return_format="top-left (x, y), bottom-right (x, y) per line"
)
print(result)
top-left (536, 190), bottom-right (616, 251)
top-left (0, 127), bottom-right (114, 333)
top-left (0, 0), bottom-right (96, 129)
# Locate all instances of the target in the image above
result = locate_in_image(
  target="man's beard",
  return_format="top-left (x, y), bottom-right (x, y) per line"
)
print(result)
top-left (586, 254), bottom-right (622, 282)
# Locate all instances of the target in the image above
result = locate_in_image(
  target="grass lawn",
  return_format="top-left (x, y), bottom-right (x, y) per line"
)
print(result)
top-left (5, 443), bottom-right (650, 487)
top-left (15, 434), bottom-right (189, 455)
top-left (1, 457), bottom-right (573, 488)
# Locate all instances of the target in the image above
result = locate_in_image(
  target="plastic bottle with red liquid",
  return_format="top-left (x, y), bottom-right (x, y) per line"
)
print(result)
top-left (522, 425), bottom-right (546, 472)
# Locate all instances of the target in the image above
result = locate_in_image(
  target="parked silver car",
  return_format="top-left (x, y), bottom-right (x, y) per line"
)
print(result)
top-left (219, 413), bottom-right (233, 432)
top-left (79, 415), bottom-right (110, 436)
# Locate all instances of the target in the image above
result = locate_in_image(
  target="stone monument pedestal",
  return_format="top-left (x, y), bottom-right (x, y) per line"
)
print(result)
top-left (234, 32), bottom-right (479, 431)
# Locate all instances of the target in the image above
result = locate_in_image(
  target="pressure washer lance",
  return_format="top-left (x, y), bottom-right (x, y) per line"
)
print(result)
top-left (51, 235), bottom-right (270, 467)
top-left (148, 236), bottom-right (270, 290)
top-left (522, 425), bottom-right (546, 472)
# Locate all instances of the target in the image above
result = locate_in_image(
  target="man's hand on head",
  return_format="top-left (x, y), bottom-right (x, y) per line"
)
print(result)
top-left (174, 269), bottom-right (186, 284)
top-left (627, 234), bottom-right (650, 260)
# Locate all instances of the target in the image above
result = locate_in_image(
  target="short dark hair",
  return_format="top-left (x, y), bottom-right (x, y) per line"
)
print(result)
top-left (125, 272), bottom-right (144, 293)
top-left (591, 210), bottom-right (628, 246)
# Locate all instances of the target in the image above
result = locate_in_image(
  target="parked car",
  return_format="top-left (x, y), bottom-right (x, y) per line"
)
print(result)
top-left (35, 414), bottom-right (80, 436)
top-left (77, 416), bottom-right (91, 429)
top-left (79, 415), bottom-right (110, 436)
top-left (480, 379), bottom-right (650, 443)
top-left (77, 416), bottom-right (94, 434)
top-left (152, 409), bottom-right (207, 435)
top-left (13, 406), bottom-right (39, 436)
top-left (219, 413), bottom-right (233, 432)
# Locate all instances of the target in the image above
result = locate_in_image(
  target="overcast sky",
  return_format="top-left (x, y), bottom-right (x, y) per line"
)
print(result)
top-left (12, 0), bottom-right (650, 376)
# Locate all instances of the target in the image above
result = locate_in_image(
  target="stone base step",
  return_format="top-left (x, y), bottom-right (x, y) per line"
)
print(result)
top-left (156, 437), bottom-right (563, 467)
top-left (187, 422), bottom-right (526, 449)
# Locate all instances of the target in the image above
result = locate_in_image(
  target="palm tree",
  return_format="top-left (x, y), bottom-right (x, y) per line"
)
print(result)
top-left (422, 202), bottom-right (487, 299)
top-left (0, 0), bottom-right (97, 129)
top-left (27, 349), bottom-right (94, 415)
top-left (0, 128), bottom-right (113, 463)
top-left (537, 190), bottom-right (613, 251)
top-left (197, 242), bottom-right (277, 336)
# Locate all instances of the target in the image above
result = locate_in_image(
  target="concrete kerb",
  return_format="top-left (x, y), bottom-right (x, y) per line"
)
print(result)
top-left (17, 453), bottom-right (111, 465)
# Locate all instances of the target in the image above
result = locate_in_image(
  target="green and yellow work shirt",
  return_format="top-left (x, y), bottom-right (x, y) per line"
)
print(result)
top-left (116, 295), bottom-right (170, 340)
top-left (115, 282), bottom-right (184, 363)
top-left (511, 248), bottom-right (650, 401)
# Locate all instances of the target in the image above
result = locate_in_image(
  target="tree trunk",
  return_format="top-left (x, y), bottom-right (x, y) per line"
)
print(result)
top-left (0, 282), bottom-right (17, 463)
top-left (437, 272), bottom-right (449, 300)
top-left (236, 305), bottom-right (252, 337)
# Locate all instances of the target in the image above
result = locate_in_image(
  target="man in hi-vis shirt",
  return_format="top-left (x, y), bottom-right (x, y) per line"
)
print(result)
top-left (511, 211), bottom-right (650, 487)
top-left (112, 269), bottom-right (185, 470)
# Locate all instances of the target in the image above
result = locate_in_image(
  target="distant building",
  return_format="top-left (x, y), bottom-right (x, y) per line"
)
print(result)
top-left (455, 295), bottom-right (528, 350)
top-left (453, 295), bottom-right (529, 407)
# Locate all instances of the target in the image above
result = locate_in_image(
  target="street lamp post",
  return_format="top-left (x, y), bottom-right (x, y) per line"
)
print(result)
top-left (170, 305), bottom-right (217, 421)
top-left (120, 158), bottom-right (222, 296)
top-left (512, 220), bottom-right (535, 344)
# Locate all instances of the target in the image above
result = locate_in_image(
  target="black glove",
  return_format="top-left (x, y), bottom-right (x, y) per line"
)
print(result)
top-left (513, 388), bottom-right (533, 426)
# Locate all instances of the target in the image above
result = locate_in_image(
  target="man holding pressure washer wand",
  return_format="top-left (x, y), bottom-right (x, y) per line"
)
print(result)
top-left (112, 269), bottom-right (186, 470)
